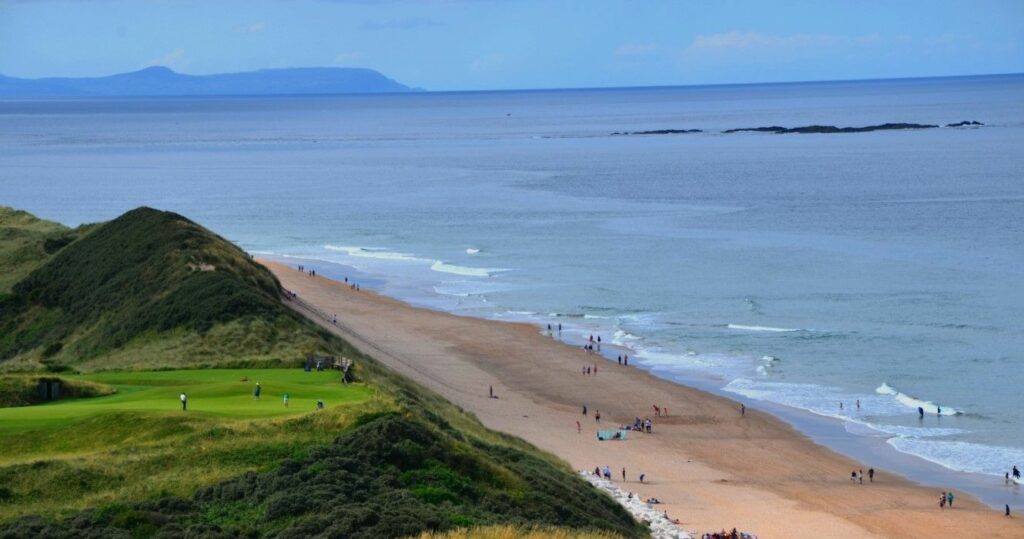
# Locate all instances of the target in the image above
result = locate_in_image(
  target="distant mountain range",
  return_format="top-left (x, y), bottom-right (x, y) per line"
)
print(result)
top-left (0, 66), bottom-right (421, 97)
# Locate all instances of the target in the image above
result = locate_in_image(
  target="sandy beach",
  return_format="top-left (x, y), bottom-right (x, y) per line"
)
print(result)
top-left (263, 260), bottom-right (1021, 538)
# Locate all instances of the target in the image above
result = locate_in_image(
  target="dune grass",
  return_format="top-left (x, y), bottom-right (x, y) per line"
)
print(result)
top-left (0, 368), bottom-right (381, 520)
top-left (0, 207), bottom-right (70, 295)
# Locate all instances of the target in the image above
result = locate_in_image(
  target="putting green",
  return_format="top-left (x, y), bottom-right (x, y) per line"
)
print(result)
top-left (0, 368), bottom-right (372, 430)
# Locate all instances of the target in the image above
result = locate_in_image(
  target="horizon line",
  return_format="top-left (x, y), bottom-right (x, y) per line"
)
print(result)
top-left (3, 65), bottom-right (1022, 96)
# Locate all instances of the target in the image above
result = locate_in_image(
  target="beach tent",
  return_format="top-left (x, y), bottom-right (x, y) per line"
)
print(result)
top-left (596, 430), bottom-right (629, 441)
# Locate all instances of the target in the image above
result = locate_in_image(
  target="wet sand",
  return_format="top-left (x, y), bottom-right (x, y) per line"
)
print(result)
top-left (263, 260), bottom-right (1021, 538)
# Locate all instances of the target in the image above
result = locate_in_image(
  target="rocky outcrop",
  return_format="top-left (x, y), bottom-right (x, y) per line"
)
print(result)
top-left (724, 123), bottom-right (940, 134)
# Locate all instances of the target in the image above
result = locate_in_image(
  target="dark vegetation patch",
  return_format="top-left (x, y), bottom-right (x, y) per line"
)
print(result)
top-left (0, 375), bottom-right (114, 407)
top-left (0, 207), bottom-right (77, 295)
top-left (0, 414), bottom-right (644, 539)
top-left (0, 207), bottom-right (338, 366)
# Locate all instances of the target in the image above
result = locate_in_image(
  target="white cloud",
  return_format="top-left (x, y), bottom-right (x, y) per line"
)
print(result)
top-left (247, 22), bottom-right (266, 33)
top-left (687, 31), bottom-right (845, 51)
top-left (614, 43), bottom-right (658, 57)
top-left (144, 48), bottom-right (189, 71)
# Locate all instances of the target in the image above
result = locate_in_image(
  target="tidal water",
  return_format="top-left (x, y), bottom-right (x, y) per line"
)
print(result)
top-left (2, 75), bottom-right (1023, 496)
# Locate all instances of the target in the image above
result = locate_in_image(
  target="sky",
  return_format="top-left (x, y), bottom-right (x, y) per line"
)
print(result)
top-left (1, 0), bottom-right (1022, 91)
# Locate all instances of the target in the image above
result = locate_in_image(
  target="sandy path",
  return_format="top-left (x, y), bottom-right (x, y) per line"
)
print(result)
top-left (263, 260), bottom-right (1020, 538)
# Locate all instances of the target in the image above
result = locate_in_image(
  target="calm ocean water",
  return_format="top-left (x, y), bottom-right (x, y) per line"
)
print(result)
top-left (2, 75), bottom-right (1023, 485)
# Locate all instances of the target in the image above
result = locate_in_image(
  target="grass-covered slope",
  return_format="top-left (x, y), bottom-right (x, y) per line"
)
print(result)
top-left (0, 207), bottom-right (331, 370)
top-left (0, 414), bottom-right (642, 539)
top-left (0, 207), bottom-right (644, 538)
top-left (0, 207), bottom-right (75, 295)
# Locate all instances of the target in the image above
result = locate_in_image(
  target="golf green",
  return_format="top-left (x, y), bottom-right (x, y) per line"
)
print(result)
top-left (0, 368), bottom-right (372, 430)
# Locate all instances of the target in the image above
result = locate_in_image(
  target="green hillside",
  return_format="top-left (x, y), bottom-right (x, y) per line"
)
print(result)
top-left (0, 207), bottom-right (75, 295)
top-left (0, 207), bottom-right (336, 371)
top-left (0, 208), bottom-right (644, 539)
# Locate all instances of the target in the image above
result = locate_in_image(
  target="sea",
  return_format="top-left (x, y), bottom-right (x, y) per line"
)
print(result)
top-left (2, 75), bottom-right (1023, 503)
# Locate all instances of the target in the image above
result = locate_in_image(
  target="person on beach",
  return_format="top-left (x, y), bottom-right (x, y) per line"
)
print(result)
top-left (595, 410), bottom-right (601, 423)
top-left (947, 491), bottom-right (954, 507)
top-left (918, 406), bottom-right (925, 419)
top-left (622, 467), bottom-right (626, 481)
top-left (576, 420), bottom-right (581, 433)
top-left (851, 471), bottom-right (857, 482)
top-left (253, 382), bottom-right (261, 400)
top-left (868, 467), bottom-right (874, 482)
top-left (1013, 465), bottom-right (1020, 480)
top-left (859, 469), bottom-right (863, 484)
top-left (283, 393), bottom-right (289, 407)
top-left (639, 473), bottom-right (645, 484)
top-left (624, 354), bottom-right (628, 366)
top-left (741, 404), bottom-right (746, 416)
top-left (1007, 504), bottom-right (1011, 517)
top-left (653, 404), bottom-right (660, 417)
top-left (618, 355), bottom-right (622, 365)
top-left (856, 399), bottom-right (861, 410)
top-left (582, 404), bottom-right (587, 416)
top-left (489, 385), bottom-right (493, 398)
top-left (940, 492), bottom-right (946, 509)
top-left (594, 364), bottom-right (598, 374)
top-left (603, 466), bottom-right (611, 480)
top-left (180, 392), bottom-right (187, 411)
top-left (937, 405), bottom-right (942, 415)
top-left (840, 402), bottom-right (844, 411)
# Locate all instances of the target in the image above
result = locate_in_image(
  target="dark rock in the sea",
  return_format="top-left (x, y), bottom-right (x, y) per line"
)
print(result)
top-left (945, 120), bottom-right (984, 127)
top-left (611, 128), bottom-right (702, 136)
top-left (723, 126), bottom-right (788, 134)
top-left (725, 123), bottom-right (940, 134)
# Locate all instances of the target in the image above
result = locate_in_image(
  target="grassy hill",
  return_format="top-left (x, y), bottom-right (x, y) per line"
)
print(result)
top-left (0, 207), bottom-right (337, 371)
top-left (0, 208), bottom-right (645, 539)
top-left (0, 207), bottom-right (77, 295)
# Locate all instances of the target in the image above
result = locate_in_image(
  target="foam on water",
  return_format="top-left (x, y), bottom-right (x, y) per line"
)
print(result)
top-left (430, 261), bottom-right (506, 277)
top-left (324, 244), bottom-right (424, 262)
top-left (727, 324), bottom-right (805, 333)
top-left (465, 247), bottom-right (481, 254)
top-left (887, 438), bottom-right (1024, 476)
top-left (323, 244), bottom-right (506, 278)
top-left (877, 383), bottom-right (963, 416)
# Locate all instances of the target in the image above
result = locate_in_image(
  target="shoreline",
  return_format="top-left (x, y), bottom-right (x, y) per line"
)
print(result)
top-left (265, 253), bottom-right (1021, 511)
top-left (261, 257), bottom-right (1022, 538)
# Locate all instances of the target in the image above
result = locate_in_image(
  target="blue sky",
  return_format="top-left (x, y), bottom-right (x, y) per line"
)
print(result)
top-left (1, 0), bottom-right (1022, 90)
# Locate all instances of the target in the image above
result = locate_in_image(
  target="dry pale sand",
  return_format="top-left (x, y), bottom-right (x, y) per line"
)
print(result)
top-left (263, 260), bottom-right (1021, 538)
